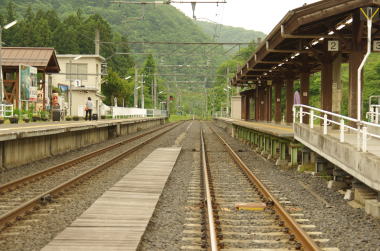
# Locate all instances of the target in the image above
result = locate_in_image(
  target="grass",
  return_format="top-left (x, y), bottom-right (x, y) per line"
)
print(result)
top-left (168, 114), bottom-right (193, 122)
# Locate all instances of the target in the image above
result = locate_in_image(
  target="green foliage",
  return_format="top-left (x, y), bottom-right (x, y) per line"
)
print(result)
top-left (210, 42), bottom-right (257, 113)
top-left (102, 69), bottom-right (133, 106)
top-left (0, 0), bottom-right (266, 116)
top-left (308, 53), bottom-right (380, 118)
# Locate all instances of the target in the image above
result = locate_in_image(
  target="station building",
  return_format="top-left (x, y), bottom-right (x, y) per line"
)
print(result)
top-left (50, 54), bottom-right (106, 117)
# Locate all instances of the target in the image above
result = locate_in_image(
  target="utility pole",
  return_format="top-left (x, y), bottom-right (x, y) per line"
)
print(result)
top-left (95, 29), bottom-right (100, 55)
top-left (134, 67), bottom-right (138, 107)
top-left (226, 67), bottom-right (230, 117)
top-left (141, 74), bottom-right (144, 109)
top-left (153, 74), bottom-right (157, 109)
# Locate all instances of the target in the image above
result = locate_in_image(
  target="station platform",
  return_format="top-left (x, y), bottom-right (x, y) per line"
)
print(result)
top-left (42, 147), bottom-right (182, 251)
top-left (0, 117), bottom-right (166, 170)
top-left (214, 117), bottom-right (298, 166)
top-left (0, 117), bottom-right (164, 141)
top-left (215, 117), bottom-right (293, 138)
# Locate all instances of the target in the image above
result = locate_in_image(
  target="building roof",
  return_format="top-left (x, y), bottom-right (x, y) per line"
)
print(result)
top-left (2, 47), bottom-right (60, 73)
top-left (57, 54), bottom-right (106, 62)
top-left (231, 0), bottom-right (380, 86)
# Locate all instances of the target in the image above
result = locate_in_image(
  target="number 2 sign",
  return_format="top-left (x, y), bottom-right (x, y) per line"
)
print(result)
top-left (328, 40), bottom-right (339, 51)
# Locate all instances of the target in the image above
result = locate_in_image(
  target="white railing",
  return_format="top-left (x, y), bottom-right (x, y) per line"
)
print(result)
top-left (213, 111), bottom-right (229, 118)
top-left (146, 109), bottom-right (168, 117)
top-left (0, 104), bottom-right (13, 118)
top-left (293, 104), bottom-right (380, 153)
top-left (366, 104), bottom-right (380, 124)
top-left (111, 107), bottom-right (168, 119)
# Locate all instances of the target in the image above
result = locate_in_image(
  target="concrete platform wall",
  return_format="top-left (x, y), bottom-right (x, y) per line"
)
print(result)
top-left (0, 118), bottom-right (165, 170)
top-left (294, 123), bottom-right (380, 192)
top-left (213, 118), bottom-right (234, 136)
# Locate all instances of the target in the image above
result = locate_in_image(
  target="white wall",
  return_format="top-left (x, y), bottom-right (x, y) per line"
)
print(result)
top-left (231, 96), bottom-right (242, 120)
top-left (51, 55), bottom-right (104, 89)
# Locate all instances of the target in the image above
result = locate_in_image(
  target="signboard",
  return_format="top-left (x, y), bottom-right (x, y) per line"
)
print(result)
top-left (19, 64), bottom-right (38, 102)
top-left (328, 40), bottom-right (339, 51)
top-left (74, 79), bottom-right (81, 87)
top-left (373, 40), bottom-right (380, 51)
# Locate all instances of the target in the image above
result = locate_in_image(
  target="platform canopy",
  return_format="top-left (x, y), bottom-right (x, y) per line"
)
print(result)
top-left (2, 47), bottom-right (60, 73)
top-left (231, 0), bottom-right (380, 86)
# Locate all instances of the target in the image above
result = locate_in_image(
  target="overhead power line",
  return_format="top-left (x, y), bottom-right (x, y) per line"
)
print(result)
top-left (111, 1), bottom-right (227, 4)
top-left (102, 41), bottom-right (251, 46)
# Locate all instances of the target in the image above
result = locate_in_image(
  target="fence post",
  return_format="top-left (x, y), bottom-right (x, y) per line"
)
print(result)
top-left (323, 114), bottom-right (328, 135)
top-left (362, 126), bottom-right (368, 152)
top-left (376, 107), bottom-right (379, 124)
top-left (293, 106), bottom-right (296, 124)
top-left (310, 110), bottom-right (314, 129)
top-left (300, 106), bottom-right (303, 123)
top-left (340, 119), bottom-right (345, 143)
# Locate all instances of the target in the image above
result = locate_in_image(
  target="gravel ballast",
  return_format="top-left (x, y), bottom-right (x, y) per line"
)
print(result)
top-left (138, 121), bottom-right (200, 250)
top-left (211, 122), bottom-right (380, 251)
top-left (0, 121), bottom-right (190, 251)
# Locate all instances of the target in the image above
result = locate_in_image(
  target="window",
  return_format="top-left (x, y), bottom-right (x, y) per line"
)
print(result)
top-left (66, 63), bottom-right (88, 81)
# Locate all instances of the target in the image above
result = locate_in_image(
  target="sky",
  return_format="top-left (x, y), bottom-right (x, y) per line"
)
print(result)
top-left (171, 0), bottom-right (320, 34)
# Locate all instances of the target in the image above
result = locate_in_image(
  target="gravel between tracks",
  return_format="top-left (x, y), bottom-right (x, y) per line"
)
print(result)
top-left (0, 121), bottom-right (190, 251)
top-left (211, 122), bottom-right (380, 251)
top-left (138, 120), bottom-right (200, 250)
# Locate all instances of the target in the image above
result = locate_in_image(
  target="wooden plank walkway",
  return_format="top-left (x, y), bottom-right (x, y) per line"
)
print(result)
top-left (42, 147), bottom-right (182, 251)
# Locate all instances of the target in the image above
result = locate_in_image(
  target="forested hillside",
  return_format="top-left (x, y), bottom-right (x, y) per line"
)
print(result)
top-left (0, 0), bottom-right (266, 115)
top-left (197, 21), bottom-right (265, 43)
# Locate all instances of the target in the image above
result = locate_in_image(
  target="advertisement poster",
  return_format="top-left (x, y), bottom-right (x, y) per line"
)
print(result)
top-left (19, 64), bottom-right (38, 102)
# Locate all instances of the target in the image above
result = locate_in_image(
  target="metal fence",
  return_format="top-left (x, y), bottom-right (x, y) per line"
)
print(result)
top-left (293, 104), bottom-right (380, 153)
top-left (111, 107), bottom-right (167, 119)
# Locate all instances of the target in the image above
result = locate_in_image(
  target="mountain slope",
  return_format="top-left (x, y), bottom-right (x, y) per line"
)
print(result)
top-left (196, 20), bottom-right (265, 43)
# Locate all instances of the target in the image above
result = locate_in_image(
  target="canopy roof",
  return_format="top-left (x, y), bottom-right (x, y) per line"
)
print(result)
top-left (2, 47), bottom-right (60, 73)
top-left (231, 0), bottom-right (380, 86)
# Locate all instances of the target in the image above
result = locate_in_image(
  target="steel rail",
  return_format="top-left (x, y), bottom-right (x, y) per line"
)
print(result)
top-left (200, 129), bottom-right (219, 251)
top-left (0, 121), bottom-right (174, 195)
top-left (0, 121), bottom-right (183, 230)
top-left (209, 126), bottom-right (321, 251)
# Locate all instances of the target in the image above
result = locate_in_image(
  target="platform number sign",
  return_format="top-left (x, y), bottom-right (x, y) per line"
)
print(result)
top-left (373, 41), bottom-right (380, 51)
top-left (328, 40), bottom-right (339, 51)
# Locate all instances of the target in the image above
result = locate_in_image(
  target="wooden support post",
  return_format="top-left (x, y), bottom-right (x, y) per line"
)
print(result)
top-left (274, 79), bottom-right (282, 123)
top-left (285, 79), bottom-right (294, 123)
top-left (321, 60), bottom-right (333, 114)
top-left (245, 95), bottom-right (250, 120)
top-left (300, 72), bottom-right (310, 124)
top-left (267, 85), bottom-right (272, 122)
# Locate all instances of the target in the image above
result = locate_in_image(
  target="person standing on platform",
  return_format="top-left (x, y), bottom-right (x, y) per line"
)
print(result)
top-left (85, 97), bottom-right (93, 121)
top-left (294, 89), bottom-right (301, 105)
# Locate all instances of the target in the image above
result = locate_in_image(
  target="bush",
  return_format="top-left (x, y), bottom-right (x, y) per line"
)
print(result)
top-left (73, 116), bottom-right (79, 121)
top-left (66, 116), bottom-right (72, 121)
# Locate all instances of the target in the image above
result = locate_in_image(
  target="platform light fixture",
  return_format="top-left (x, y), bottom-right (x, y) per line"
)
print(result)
top-left (346, 18), bottom-right (353, 24)
top-left (311, 40), bottom-right (319, 46)
top-left (328, 30), bottom-right (335, 35)
top-left (336, 24), bottom-right (346, 30)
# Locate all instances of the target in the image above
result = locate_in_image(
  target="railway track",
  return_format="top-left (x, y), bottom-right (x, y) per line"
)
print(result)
top-left (181, 123), bottom-right (326, 250)
top-left (0, 121), bottom-right (182, 231)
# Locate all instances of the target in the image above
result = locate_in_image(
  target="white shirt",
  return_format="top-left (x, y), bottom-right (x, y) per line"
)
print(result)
top-left (86, 100), bottom-right (93, 110)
